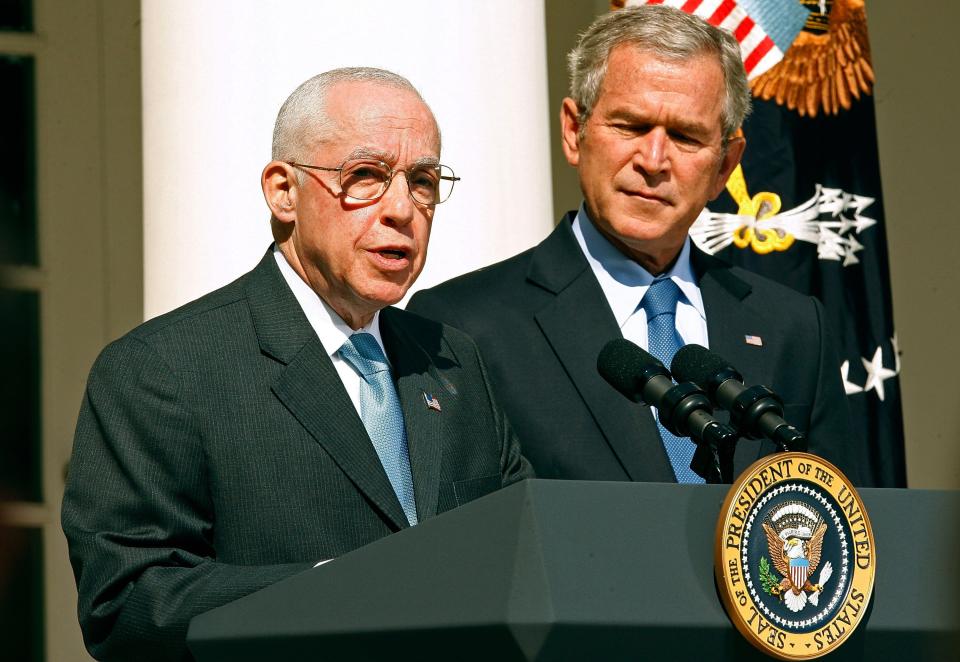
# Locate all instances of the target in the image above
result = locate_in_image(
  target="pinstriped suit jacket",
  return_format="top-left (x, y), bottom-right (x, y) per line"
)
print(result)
top-left (61, 250), bottom-right (530, 662)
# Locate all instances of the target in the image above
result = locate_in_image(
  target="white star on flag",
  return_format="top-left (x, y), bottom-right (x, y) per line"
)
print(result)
top-left (840, 360), bottom-right (863, 395)
top-left (861, 346), bottom-right (897, 401)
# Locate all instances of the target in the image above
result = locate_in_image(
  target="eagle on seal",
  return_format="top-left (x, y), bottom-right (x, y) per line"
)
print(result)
top-left (763, 504), bottom-right (834, 613)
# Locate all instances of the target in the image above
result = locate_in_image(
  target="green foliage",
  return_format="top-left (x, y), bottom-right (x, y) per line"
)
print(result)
top-left (759, 556), bottom-right (780, 595)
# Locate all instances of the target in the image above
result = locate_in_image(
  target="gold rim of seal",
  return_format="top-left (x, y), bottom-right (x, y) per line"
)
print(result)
top-left (714, 452), bottom-right (876, 660)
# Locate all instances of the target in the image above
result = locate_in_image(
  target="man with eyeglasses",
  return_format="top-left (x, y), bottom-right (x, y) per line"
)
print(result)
top-left (409, 6), bottom-right (865, 486)
top-left (62, 67), bottom-right (530, 662)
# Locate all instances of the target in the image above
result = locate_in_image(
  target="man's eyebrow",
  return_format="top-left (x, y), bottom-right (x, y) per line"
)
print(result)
top-left (346, 146), bottom-right (396, 162)
top-left (410, 155), bottom-right (440, 169)
top-left (607, 108), bottom-right (712, 137)
top-left (344, 147), bottom-right (439, 169)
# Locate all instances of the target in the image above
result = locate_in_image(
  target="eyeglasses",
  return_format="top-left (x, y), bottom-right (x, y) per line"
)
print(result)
top-left (288, 158), bottom-right (460, 206)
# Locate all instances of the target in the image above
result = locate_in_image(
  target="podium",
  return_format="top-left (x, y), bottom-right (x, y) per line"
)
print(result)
top-left (187, 480), bottom-right (959, 661)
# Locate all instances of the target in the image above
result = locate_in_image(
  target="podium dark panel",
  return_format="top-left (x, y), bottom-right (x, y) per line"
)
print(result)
top-left (187, 480), bottom-right (959, 661)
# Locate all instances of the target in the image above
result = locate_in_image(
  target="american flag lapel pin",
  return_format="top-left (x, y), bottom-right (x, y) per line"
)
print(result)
top-left (422, 391), bottom-right (442, 412)
top-left (744, 334), bottom-right (763, 347)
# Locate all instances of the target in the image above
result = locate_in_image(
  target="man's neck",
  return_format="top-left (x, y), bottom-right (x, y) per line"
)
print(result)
top-left (274, 242), bottom-right (376, 330)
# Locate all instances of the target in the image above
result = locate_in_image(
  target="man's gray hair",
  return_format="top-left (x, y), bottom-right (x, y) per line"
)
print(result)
top-left (272, 67), bottom-right (432, 162)
top-left (567, 4), bottom-right (751, 140)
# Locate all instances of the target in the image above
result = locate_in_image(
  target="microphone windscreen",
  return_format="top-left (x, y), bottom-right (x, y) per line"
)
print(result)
top-left (597, 338), bottom-right (661, 398)
top-left (670, 344), bottom-right (729, 386)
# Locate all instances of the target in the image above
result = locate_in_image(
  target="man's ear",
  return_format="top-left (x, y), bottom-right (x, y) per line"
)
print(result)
top-left (262, 161), bottom-right (299, 222)
top-left (560, 97), bottom-right (584, 167)
top-left (710, 135), bottom-right (747, 200)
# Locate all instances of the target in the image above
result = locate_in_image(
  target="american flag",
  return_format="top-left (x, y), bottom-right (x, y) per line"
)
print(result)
top-left (620, 0), bottom-right (809, 80)
top-left (422, 392), bottom-right (442, 412)
top-left (745, 334), bottom-right (763, 347)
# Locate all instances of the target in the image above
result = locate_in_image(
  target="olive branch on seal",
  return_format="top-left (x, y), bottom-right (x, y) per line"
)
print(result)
top-left (759, 556), bottom-right (780, 595)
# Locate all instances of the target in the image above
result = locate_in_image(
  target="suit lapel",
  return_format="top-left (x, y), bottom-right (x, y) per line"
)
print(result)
top-left (694, 248), bottom-right (776, 393)
top-left (245, 251), bottom-right (409, 530)
top-left (379, 308), bottom-right (445, 521)
top-left (529, 218), bottom-right (676, 482)
top-left (694, 247), bottom-right (776, 467)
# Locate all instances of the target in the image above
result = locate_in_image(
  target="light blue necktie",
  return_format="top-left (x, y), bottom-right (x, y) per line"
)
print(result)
top-left (640, 277), bottom-right (704, 484)
top-left (339, 333), bottom-right (418, 525)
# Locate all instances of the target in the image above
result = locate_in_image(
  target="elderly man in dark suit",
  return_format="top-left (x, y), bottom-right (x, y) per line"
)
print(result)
top-left (62, 67), bottom-right (530, 662)
top-left (409, 6), bottom-right (867, 486)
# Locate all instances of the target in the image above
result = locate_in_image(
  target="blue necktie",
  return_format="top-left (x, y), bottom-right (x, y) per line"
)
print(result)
top-left (339, 333), bottom-right (418, 525)
top-left (640, 278), bottom-right (704, 484)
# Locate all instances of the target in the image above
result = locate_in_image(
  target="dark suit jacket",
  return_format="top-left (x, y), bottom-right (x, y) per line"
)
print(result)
top-left (408, 213), bottom-right (867, 486)
top-left (61, 250), bottom-right (531, 662)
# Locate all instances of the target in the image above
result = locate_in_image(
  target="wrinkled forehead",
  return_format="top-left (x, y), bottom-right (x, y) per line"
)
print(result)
top-left (323, 81), bottom-right (441, 157)
top-left (601, 43), bottom-right (723, 90)
top-left (597, 46), bottom-right (725, 121)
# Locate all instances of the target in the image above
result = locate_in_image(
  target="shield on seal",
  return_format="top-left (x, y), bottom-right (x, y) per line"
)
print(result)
top-left (790, 557), bottom-right (810, 590)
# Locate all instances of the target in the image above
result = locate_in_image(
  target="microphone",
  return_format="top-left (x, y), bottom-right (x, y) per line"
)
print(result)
top-left (597, 338), bottom-right (673, 407)
top-left (670, 344), bottom-right (804, 453)
top-left (597, 339), bottom-right (738, 482)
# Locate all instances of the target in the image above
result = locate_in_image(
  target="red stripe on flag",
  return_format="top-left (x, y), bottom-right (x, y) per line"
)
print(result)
top-left (743, 35), bottom-right (774, 72)
top-left (647, 0), bottom-right (666, 5)
top-left (708, 0), bottom-right (736, 26)
top-left (733, 16), bottom-right (754, 42)
top-left (680, 0), bottom-right (703, 13)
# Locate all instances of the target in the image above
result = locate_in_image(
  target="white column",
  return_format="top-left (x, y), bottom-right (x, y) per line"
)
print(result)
top-left (142, 0), bottom-right (554, 319)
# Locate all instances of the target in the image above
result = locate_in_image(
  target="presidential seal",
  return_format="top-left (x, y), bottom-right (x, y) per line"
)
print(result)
top-left (715, 453), bottom-right (875, 659)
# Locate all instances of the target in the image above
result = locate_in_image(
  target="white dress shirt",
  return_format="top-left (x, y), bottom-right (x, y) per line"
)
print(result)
top-left (273, 246), bottom-right (388, 417)
top-left (571, 205), bottom-right (709, 352)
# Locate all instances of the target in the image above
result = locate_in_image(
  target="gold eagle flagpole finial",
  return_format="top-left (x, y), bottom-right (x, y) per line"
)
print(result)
top-left (750, 0), bottom-right (874, 117)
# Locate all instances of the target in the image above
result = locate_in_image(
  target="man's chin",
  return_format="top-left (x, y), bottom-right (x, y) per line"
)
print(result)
top-left (358, 279), bottom-right (415, 310)
top-left (598, 216), bottom-right (668, 247)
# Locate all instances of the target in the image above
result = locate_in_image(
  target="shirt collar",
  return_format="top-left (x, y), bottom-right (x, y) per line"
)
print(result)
top-left (571, 204), bottom-right (705, 329)
top-left (272, 245), bottom-right (387, 360)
